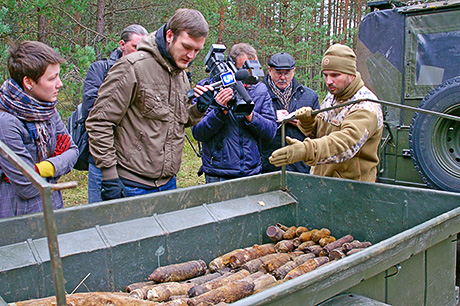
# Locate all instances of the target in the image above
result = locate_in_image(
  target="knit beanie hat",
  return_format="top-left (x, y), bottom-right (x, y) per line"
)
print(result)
top-left (321, 44), bottom-right (357, 76)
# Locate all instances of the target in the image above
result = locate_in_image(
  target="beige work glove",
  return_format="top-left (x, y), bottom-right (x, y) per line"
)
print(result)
top-left (269, 137), bottom-right (307, 167)
top-left (295, 107), bottom-right (314, 128)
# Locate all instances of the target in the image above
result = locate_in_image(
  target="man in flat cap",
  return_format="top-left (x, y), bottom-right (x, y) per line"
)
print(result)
top-left (261, 52), bottom-right (319, 174)
top-left (269, 44), bottom-right (384, 182)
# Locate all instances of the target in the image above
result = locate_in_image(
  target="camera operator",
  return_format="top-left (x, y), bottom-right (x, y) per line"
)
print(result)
top-left (192, 43), bottom-right (276, 183)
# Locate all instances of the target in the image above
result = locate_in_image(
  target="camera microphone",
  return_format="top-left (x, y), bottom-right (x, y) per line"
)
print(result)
top-left (233, 81), bottom-right (252, 103)
top-left (187, 70), bottom-right (250, 99)
top-left (213, 69), bottom-right (249, 87)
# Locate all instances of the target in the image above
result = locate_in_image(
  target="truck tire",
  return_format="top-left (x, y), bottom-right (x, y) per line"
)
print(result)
top-left (409, 76), bottom-right (460, 193)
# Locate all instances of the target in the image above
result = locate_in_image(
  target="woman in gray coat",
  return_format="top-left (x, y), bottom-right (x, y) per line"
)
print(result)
top-left (0, 41), bottom-right (78, 218)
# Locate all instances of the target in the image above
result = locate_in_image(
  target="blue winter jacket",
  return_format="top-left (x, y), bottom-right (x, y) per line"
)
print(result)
top-left (81, 48), bottom-right (122, 164)
top-left (261, 76), bottom-right (320, 173)
top-left (192, 81), bottom-right (276, 178)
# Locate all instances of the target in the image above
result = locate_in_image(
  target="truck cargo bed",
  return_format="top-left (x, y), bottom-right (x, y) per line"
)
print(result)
top-left (1, 172), bottom-right (460, 305)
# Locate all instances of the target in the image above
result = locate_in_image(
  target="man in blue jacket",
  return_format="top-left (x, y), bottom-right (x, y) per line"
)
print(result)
top-left (192, 43), bottom-right (277, 183)
top-left (82, 24), bottom-right (147, 203)
top-left (261, 52), bottom-right (320, 173)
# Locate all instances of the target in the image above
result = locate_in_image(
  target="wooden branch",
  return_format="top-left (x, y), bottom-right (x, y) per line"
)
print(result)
top-left (50, 5), bottom-right (111, 41)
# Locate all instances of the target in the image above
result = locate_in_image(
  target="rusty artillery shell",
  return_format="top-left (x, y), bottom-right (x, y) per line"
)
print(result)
top-left (319, 236), bottom-right (336, 247)
top-left (299, 229), bottom-right (319, 242)
top-left (209, 249), bottom-right (243, 272)
top-left (276, 223), bottom-right (290, 231)
top-left (295, 226), bottom-right (309, 237)
top-left (297, 240), bottom-right (317, 252)
top-left (148, 282), bottom-right (194, 302)
top-left (128, 284), bottom-right (158, 300)
top-left (240, 271), bottom-right (265, 283)
top-left (253, 274), bottom-right (277, 292)
top-left (328, 248), bottom-right (346, 260)
top-left (305, 244), bottom-right (323, 256)
top-left (187, 284), bottom-right (209, 298)
top-left (129, 288), bottom-right (146, 300)
top-left (125, 281), bottom-right (155, 293)
top-left (242, 254), bottom-right (280, 273)
top-left (187, 280), bottom-right (254, 306)
top-left (311, 228), bottom-right (331, 243)
top-left (322, 234), bottom-right (354, 255)
top-left (202, 270), bottom-right (250, 291)
top-left (293, 253), bottom-right (316, 265)
top-left (347, 248), bottom-right (367, 255)
top-left (147, 286), bottom-right (171, 302)
top-left (266, 225), bottom-right (285, 243)
top-left (284, 257), bottom-right (329, 280)
top-left (274, 239), bottom-right (296, 253)
top-left (283, 226), bottom-right (297, 240)
top-left (272, 261), bottom-right (298, 280)
top-left (343, 241), bottom-right (372, 253)
top-left (185, 272), bottom-right (222, 286)
top-left (259, 253), bottom-right (293, 273)
top-left (148, 260), bottom-right (207, 283)
top-left (228, 244), bottom-right (276, 269)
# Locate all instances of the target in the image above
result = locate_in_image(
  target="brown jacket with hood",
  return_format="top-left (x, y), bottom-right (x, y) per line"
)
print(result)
top-left (86, 31), bottom-right (203, 187)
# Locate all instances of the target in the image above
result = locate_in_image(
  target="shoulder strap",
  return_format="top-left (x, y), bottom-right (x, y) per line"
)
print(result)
top-left (102, 58), bottom-right (110, 80)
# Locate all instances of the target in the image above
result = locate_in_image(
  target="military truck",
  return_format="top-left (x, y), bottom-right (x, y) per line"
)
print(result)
top-left (356, 0), bottom-right (460, 193)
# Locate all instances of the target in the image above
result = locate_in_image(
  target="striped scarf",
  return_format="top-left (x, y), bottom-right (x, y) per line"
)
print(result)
top-left (268, 76), bottom-right (293, 111)
top-left (0, 78), bottom-right (56, 161)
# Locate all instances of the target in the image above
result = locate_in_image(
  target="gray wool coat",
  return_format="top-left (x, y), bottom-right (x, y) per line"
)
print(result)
top-left (0, 110), bottom-right (78, 218)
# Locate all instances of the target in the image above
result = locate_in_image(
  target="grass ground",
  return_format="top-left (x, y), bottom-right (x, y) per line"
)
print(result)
top-left (59, 128), bottom-right (205, 207)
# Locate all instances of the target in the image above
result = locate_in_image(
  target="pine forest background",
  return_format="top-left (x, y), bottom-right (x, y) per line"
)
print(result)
top-left (0, 0), bottom-right (435, 205)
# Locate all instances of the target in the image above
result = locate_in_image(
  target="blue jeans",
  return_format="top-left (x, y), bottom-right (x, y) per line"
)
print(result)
top-left (205, 175), bottom-right (228, 184)
top-left (88, 163), bottom-right (102, 204)
top-left (124, 176), bottom-right (177, 197)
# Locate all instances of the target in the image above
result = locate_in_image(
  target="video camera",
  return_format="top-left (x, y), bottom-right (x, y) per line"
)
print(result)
top-left (242, 60), bottom-right (265, 85)
top-left (188, 44), bottom-right (263, 116)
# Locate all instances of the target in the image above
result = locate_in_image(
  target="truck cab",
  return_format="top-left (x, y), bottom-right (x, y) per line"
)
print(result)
top-left (356, 0), bottom-right (460, 192)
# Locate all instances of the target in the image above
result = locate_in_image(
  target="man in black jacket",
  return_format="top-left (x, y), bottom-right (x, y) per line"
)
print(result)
top-left (82, 24), bottom-right (148, 203)
top-left (261, 52), bottom-right (320, 173)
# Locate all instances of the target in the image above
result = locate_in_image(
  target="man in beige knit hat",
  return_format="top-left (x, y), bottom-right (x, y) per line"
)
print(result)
top-left (269, 43), bottom-right (384, 182)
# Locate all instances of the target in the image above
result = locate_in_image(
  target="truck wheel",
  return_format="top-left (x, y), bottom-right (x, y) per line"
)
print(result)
top-left (409, 76), bottom-right (460, 192)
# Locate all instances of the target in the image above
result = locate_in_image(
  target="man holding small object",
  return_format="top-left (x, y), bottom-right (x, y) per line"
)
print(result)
top-left (261, 52), bottom-right (319, 174)
top-left (269, 44), bottom-right (384, 182)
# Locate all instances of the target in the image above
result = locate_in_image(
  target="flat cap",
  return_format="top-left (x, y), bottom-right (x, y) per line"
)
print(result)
top-left (268, 53), bottom-right (296, 69)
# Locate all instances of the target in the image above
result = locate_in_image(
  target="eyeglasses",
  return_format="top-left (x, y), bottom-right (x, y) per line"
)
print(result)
top-left (273, 70), bottom-right (293, 77)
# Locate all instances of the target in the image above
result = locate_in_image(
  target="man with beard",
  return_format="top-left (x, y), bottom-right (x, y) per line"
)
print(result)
top-left (269, 44), bottom-right (384, 182)
top-left (86, 9), bottom-right (214, 200)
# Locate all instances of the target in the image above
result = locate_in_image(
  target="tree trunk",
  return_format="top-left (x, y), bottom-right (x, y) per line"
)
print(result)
top-left (38, 7), bottom-right (46, 42)
top-left (75, 12), bottom-right (82, 44)
top-left (96, 0), bottom-right (106, 60)
top-left (218, 4), bottom-right (225, 43)
top-left (342, 0), bottom-right (349, 43)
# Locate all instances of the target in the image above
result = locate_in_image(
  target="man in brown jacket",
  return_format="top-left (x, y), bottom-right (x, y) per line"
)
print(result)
top-left (269, 44), bottom-right (384, 182)
top-left (86, 9), bottom-right (214, 200)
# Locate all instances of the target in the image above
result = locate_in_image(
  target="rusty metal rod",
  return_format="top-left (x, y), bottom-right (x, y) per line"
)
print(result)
top-left (280, 98), bottom-right (460, 123)
top-left (0, 140), bottom-right (70, 306)
top-left (281, 122), bottom-right (287, 190)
